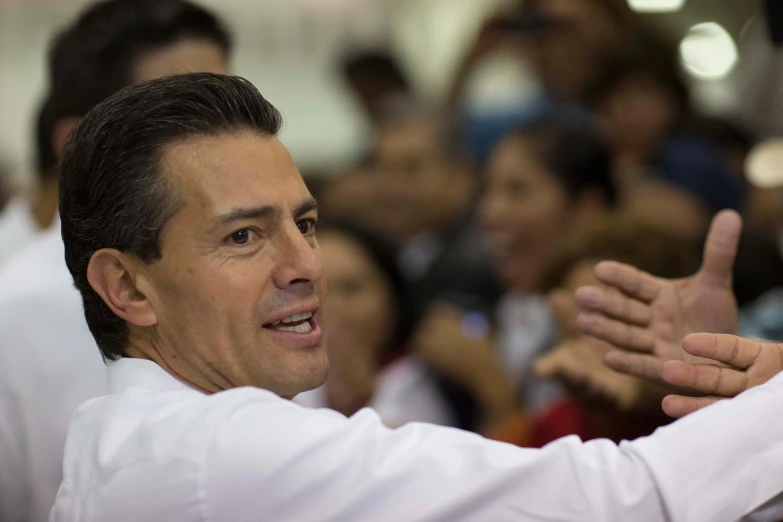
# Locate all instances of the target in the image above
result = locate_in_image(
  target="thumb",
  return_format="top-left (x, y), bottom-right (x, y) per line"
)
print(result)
top-left (697, 210), bottom-right (742, 288)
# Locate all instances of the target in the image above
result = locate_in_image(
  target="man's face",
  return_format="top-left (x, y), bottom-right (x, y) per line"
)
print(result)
top-left (138, 131), bottom-right (328, 398)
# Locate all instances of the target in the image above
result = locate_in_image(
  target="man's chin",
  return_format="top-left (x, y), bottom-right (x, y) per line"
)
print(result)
top-left (276, 353), bottom-right (330, 399)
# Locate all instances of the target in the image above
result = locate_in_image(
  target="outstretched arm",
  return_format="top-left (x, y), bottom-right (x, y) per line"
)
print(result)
top-left (195, 368), bottom-right (783, 522)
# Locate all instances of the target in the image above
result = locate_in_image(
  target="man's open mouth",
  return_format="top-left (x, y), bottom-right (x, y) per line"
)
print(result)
top-left (264, 312), bottom-right (314, 334)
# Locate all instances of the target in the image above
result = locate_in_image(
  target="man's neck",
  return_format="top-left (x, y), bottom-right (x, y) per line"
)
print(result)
top-left (125, 343), bottom-right (216, 395)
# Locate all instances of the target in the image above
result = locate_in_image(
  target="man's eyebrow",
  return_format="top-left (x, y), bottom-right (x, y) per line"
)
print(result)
top-left (294, 197), bottom-right (319, 218)
top-left (213, 197), bottom-right (318, 226)
top-left (215, 205), bottom-right (280, 225)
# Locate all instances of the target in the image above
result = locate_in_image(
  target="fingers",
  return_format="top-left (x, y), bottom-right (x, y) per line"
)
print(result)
top-left (576, 313), bottom-right (655, 353)
top-left (660, 359), bottom-right (749, 397)
top-left (575, 286), bottom-right (651, 326)
top-left (603, 350), bottom-right (664, 381)
top-left (697, 210), bottom-right (742, 289)
top-left (661, 395), bottom-right (723, 418)
top-left (682, 333), bottom-right (760, 369)
top-left (593, 261), bottom-right (660, 304)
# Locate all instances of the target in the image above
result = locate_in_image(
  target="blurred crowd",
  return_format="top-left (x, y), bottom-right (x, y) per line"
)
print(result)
top-left (2, 0), bottom-right (783, 514)
top-left (298, 0), bottom-right (783, 445)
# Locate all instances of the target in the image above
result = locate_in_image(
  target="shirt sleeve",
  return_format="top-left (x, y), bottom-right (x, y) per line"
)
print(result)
top-left (203, 372), bottom-right (783, 522)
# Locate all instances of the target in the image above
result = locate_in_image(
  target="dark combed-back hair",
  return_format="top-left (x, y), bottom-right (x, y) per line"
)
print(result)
top-left (36, 0), bottom-right (231, 179)
top-left (510, 117), bottom-right (618, 208)
top-left (60, 73), bottom-right (283, 361)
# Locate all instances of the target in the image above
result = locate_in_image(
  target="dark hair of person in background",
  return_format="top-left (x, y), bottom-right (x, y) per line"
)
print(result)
top-left (340, 50), bottom-right (413, 122)
top-left (341, 50), bottom-right (410, 95)
top-left (507, 116), bottom-right (619, 211)
top-left (520, 0), bottom-right (634, 26)
top-left (59, 73), bottom-right (282, 361)
top-left (319, 221), bottom-right (414, 354)
top-left (543, 219), bottom-right (699, 293)
top-left (37, 0), bottom-right (232, 177)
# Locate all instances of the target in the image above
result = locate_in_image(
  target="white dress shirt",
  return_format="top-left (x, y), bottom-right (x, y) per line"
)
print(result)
top-left (52, 357), bottom-right (783, 522)
top-left (0, 197), bottom-right (39, 266)
top-left (0, 227), bottom-right (108, 522)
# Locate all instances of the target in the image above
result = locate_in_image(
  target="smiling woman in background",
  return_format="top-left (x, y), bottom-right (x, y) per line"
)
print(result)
top-left (479, 116), bottom-right (618, 415)
top-left (295, 222), bottom-right (454, 427)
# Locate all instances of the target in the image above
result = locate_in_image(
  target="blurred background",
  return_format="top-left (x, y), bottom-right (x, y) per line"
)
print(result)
top-left (0, 0), bottom-right (765, 181)
top-left (4, 0), bottom-right (783, 446)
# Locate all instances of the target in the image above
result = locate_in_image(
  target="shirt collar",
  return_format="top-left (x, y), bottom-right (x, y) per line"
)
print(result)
top-left (107, 357), bottom-right (200, 395)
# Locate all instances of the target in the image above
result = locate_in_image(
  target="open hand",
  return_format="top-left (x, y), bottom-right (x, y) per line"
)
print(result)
top-left (575, 210), bottom-right (742, 382)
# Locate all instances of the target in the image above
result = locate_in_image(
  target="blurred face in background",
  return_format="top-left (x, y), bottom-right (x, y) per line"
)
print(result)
top-left (373, 117), bottom-right (471, 243)
top-left (481, 134), bottom-right (573, 293)
top-left (320, 230), bottom-right (397, 414)
top-left (321, 230), bottom-right (396, 356)
top-left (132, 37), bottom-right (229, 82)
top-left (531, 0), bottom-right (627, 99)
top-left (598, 74), bottom-right (676, 158)
top-left (52, 37), bottom-right (230, 168)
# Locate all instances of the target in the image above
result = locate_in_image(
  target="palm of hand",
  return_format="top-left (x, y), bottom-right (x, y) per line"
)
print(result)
top-left (578, 211), bottom-right (744, 383)
top-left (651, 275), bottom-right (738, 364)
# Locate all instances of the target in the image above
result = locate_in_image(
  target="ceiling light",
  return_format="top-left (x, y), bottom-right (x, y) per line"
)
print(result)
top-left (679, 22), bottom-right (739, 80)
top-left (746, 139), bottom-right (783, 189)
top-left (627, 0), bottom-right (686, 13)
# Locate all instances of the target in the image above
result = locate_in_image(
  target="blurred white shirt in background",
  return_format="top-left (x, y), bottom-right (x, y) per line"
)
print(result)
top-left (0, 227), bottom-right (107, 522)
top-left (0, 198), bottom-right (39, 266)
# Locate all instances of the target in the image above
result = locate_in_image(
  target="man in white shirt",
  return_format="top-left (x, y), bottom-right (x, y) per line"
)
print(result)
top-left (0, 2), bottom-right (232, 521)
top-left (50, 72), bottom-right (783, 522)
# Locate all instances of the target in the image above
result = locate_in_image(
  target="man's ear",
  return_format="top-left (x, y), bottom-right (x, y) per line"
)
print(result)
top-left (52, 117), bottom-right (79, 157)
top-left (87, 249), bottom-right (158, 327)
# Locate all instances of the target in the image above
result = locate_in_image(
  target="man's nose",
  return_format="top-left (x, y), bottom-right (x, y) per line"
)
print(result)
top-left (271, 224), bottom-right (323, 289)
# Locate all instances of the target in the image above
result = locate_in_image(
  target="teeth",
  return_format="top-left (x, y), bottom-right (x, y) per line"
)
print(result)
top-left (274, 312), bottom-right (313, 326)
top-left (276, 321), bottom-right (313, 334)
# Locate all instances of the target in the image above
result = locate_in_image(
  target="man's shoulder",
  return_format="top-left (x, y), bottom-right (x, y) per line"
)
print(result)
top-left (68, 384), bottom-right (314, 461)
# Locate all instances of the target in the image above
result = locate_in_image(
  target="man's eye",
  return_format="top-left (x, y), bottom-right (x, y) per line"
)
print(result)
top-left (228, 229), bottom-right (255, 245)
top-left (297, 219), bottom-right (317, 236)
